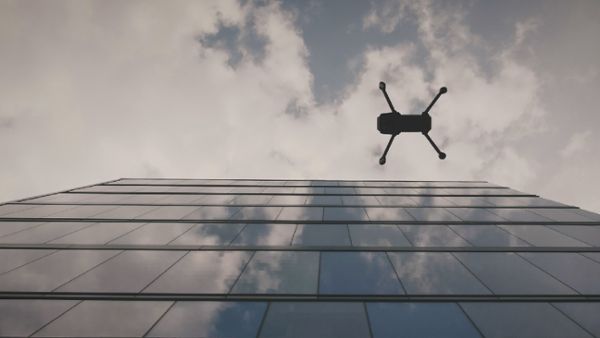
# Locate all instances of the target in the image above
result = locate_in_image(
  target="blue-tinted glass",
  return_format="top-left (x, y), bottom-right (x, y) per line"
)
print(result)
top-left (259, 302), bottom-right (370, 338)
top-left (0, 300), bottom-right (77, 337)
top-left (367, 302), bottom-right (481, 338)
top-left (34, 301), bottom-right (172, 337)
top-left (553, 303), bottom-right (600, 337)
top-left (231, 224), bottom-right (296, 246)
top-left (319, 252), bottom-right (404, 294)
top-left (460, 302), bottom-right (592, 338)
top-left (170, 223), bottom-right (244, 245)
top-left (348, 224), bottom-right (411, 247)
top-left (387, 252), bottom-right (490, 294)
top-left (364, 208), bottom-right (415, 221)
top-left (398, 225), bottom-right (470, 247)
top-left (449, 225), bottom-right (530, 247)
top-left (292, 224), bottom-right (350, 246)
top-left (148, 301), bottom-right (267, 338)
top-left (232, 251), bottom-right (319, 294)
top-left (498, 225), bottom-right (588, 247)
top-left (277, 207), bottom-right (323, 221)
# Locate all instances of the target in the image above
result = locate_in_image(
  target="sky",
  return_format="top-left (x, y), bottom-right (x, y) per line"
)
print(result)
top-left (1, 0), bottom-right (599, 212)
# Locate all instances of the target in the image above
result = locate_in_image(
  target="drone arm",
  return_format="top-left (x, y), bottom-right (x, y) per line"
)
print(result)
top-left (423, 133), bottom-right (446, 159)
top-left (379, 82), bottom-right (398, 114)
top-left (379, 133), bottom-right (398, 165)
top-left (422, 87), bottom-right (447, 116)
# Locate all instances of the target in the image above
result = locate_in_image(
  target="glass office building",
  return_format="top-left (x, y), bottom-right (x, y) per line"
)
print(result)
top-left (0, 178), bottom-right (599, 337)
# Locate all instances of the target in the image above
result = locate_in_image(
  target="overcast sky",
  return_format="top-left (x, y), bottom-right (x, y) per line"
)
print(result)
top-left (1, 0), bottom-right (599, 212)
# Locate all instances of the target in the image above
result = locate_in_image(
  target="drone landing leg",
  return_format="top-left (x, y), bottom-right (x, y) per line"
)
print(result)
top-left (423, 133), bottom-right (447, 160)
top-left (379, 133), bottom-right (398, 165)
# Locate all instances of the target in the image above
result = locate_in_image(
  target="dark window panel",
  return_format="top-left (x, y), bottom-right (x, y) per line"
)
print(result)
top-left (0, 250), bottom-right (119, 292)
top-left (170, 223), bottom-right (244, 246)
top-left (552, 303), bottom-right (600, 337)
top-left (323, 207), bottom-right (370, 221)
top-left (277, 207), bottom-right (323, 221)
top-left (498, 225), bottom-right (588, 247)
top-left (484, 196), bottom-right (567, 207)
top-left (148, 301), bottom-right (267, 338)
top-left (0, 299), bottom-right (77, 337)
top-left (398, 225), bottom-right (470, 247)
top-left (573, 209), bottom-right (600, 221)
top-left (135, 206), bottom-right (200, 220)
top-left (445, 196), bottom-right (493, 206)
top-left (449, 225), bottom-right (530, 247)
top-left (367, 302), bottom-right (481, 338)
top-left (376, 196), bottom-right (417, 206)
top-left (143, 251), bottom-right (252, 294)
top-left (26, 193), bottom-right (95, 203)
top-left (408, 196), bottom-right (452, 207)
top-left (319, 252), bottom-right (404, 294)
top-left (229, 207), bottom-right (283, 221)
top-left (405, 208), bottom-right (462, 222)
top-left (49, 222), bottom-right (143, 245)
top-left (231, 251), bottom-right (319, 294)
top-left (109, 223), bottom-right (193, 245)
top-left (0, 222), bottom-right (93, 244)
top-left (519, 253), bottom-right (600, 294)
top-left (33, 300), bottom-right (172, 337)
top-left (454, 252), bottom-right (575, 295)
top-left (349, 224), bottom-right (411, 247)
top-left (0, 249), bottom-right (55, 274)
top-left (387, 252), bottom-right (491, 295)
top-left (341, 195), bottom-right (380, 206)
top-left (305, 195), bottom-right (343, 206)
top-left (94, 205), bottom-right (158, 219)
top-left (530, 208), bottom-right (597, 222)
top-left (583, 252), bottom-right (600, 263)
top-left (268, 195), bottom-right (307, 205)
top-left (57, 250), bottom-right (185, 293)
top-left (159, 194), bottom-right (206, 204)
top-left (231, 224), bottom-right (296, 246)
top-left (0, 204), bottom-right (44, 216)
top-left (550, 226), bottom-right (600, 246)
top-left (259, 302), bottom-right (370, 338)
top-left (292, 224), bottom-right (351, 246)
top-left (365, 207), bottom-right (415, 221)
top-left (47, 205), bottom-right (120, 219)
top-left (0, 221), bottom-right (43, 237)
top-left (181, 206), bottom-right (241, 220)
top-left (2, 204), bottom-right (76, 218)
top-left (231, 195), bottom-right (273, 205)
top-left (460, 302), bottom-right (593, 338)
top-left (488, 208), bottom-right (552, 222)
top-left (114, 194), bottom-right (168, 204)
top-left (445, 208), bottom-right (505, 222)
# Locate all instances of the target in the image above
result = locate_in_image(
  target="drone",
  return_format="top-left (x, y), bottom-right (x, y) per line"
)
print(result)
top-left (377, 81), bottom-right (448, 165)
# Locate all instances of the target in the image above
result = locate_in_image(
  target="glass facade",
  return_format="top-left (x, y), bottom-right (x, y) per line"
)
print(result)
top-left (0, 178), bottom-right (599, 337)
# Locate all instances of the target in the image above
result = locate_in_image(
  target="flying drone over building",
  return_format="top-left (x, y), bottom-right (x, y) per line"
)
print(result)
top-left (377, 81), bottom-right (448, 165)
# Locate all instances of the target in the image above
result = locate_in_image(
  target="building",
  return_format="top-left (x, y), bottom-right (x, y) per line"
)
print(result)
top-left (0, 178), bottom-right (599, 337)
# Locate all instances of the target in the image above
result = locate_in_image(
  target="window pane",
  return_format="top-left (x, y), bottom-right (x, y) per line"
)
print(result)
top-left (460, 302), bottom-right (592, 338)
top-left (143, 251), bottom-right (251, 293)
top-left (0, 300), bottom-right (77, 337)
top-left (409, 196), bottom-right (453, 207)
top-left (319, 252), bottom-right (404, 294)
top-left (0, 222), bottom-right (93, 244)
top-left (323, 207), bottom-right (370, 221)
top-left (487, 208), bottom-right (552, 222)
top-left (34, 300), bottom-right (172, 337)
top-left (305, 195), bottom-right (343, 205)
top-left (0, 250), bottom-right (119, 291)
top-left (449, 225), bottom-right (530, 247)
top-left (57, 250), bottom-right (185, 293)
top-left (229, 207), bottom-right (283, 221)
top-left (445, 196), bottom-right (493, 206)
top-left (0, 221), bottom-right (43, 237)
top-left (405, 208), bottom-right (462, 222)
top-left (498, 225), bottom-right (588, 247)
top-left (387, 252), bottom-right (490, 294)
top-left (182, 206), bottom-right (241, 220)
top-left (259, 302), bottom-right (370, 338)
top-left (136, 206), bottom-right (200, 220)
top-left (94, 205), bottom-right (158, 219)
top-left (277, 207), bottom-right (323, 221)
top-left (231, 224), bottom-right (296, 246)
top-left (444, 208), bottom-right (505, 222)
top-left (268, 195), bottom-right (307, 205)
top-left (553, 303), bottom-right (600, 337)
top-left (549, 225), bottom-right (600, 246)
top-left (348, 224), bottom-right (411, 247)
top-left (292, 224), bottom-right (350, 246)
top-left (160, 194), bottom-right (205, 204)
top-left (4, 205), bottom-right (78, 218)
top-left (398, 225), bottom-right (470, 247)
top-left (529, 208), bottom-right (596, 222)
top-left (341, 195), bottom-right (380, 206)
top-left (365, 208), bottom-right (415, 221)
top-left (49, 222), bottom-right (143, 245)
top-left (0, 204), bottom-right (44, 216)
top-left (48, 205), bottom-right (120, 218)
top-left (232, 251), bottom-right (319, 294)
top-left (0, 249), bottom-right (55, 274)
top-left (367, 302), bottom-right (481, 338)
top-left (376, 196), bottom-right (417, 206)
top-left (170, 223), bottom-right (244, 246)
top-left (148, 301), bottom-right (267, 338)
top-left (231, 195), bottom-right (273, 205)
top-left (454, 252), bottom-right (575, 294)
top-left (109, 223), bottom-right (193, 245)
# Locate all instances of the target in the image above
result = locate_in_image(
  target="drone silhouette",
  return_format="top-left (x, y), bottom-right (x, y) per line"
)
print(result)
top-left (377, 81), bottom-right (448, 165)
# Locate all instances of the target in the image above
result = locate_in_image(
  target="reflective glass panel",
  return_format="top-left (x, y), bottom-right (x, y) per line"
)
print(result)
top-left (0, 300), bottom-right (77, 337)
top-left (115, 194), bottom-right (168, 203)
top-left (460, 302), bottom-right (592, 338)
top-left (143, 251), bottom-right (252, 293)
top-left (49, 222), bottom-right (143, 245)
top-left (367, 302), bottom-right (481, 338)
top-left (268, 195), bottom-right (307, 205)
top-left (229, 207), bottom-right (283, 221)
top-left (292, 224), bottom-right (350, 246)
top-left (231, 195), bottom-right (273, 205)
top-left (305, 195), bottom-right (343, 205)
top-left (376, 196), bottom-right (416, 206)
top-left (549, 225), bottom-right (600, 246)
top-left (0, 204), bottom-right (43, 216)
top-left (231, 224), bottom-right (296, 246)
top-left (0, 221), bottom-right (42, 237)
top-left (0, 222), bottom-right (93, 244)
top-left (109, 223), bottom-right (193, 245)
top-left (319, 252), bottom-right (404, 294)
top-left (364, 208), bottom-right (415, 221)
top-left (323, 207), bottom-right (369, 221)
top-left (94, 205), bottom-right (157, 219)
top-left (348, 224), bottom-right (411, 247)
top-left (4, 204), bottom-right (76, 218)
top-left (398, 225), bottom-right (470, 247)
top-left (136, 206), bottom-right (199, 220)
top-left (34, 300), bottom-right (172, 337)
top-left (0, 250), bottom-right (119, 291)
top-left (47, 205), bottom-right (119, 218)
top-left (159, 194), bottom-right (205, 204)
top-left (58, 250), bottom-right (185, 293)
top-left (449, 225), bottom-right (530, 247)
top-left (148, 301), bottom-right (267, 338)
top-left (232, 251), bottom-right (319, 294)
top-left (324, 187), bottom-right (356, 194)
top-left (498, 225), bottom-right (588, 247)
top-left (405, 208), bottom-right (462, 222)
top-left (259, 302), bottom-right (370, 338)
top-left (519, 253), bottom-right (600, 294)
top-left (445, 196), bottom-right (493, 206)
top-left (182, 206), bottom-right (241, 220)
top-left (277, 207), bottom-right (323, 221)
top-left (583, 252), bottom-right (600, 263)
top-left (444, 208), bottom-right (505, 222)
top-left (387, 252), bottom-right (490, 294)
top-left (553, 303), bottom-right (600, 337)
top-left (170, 223), bottom-right (244, 245)
top-left (341, 195), bottom-right (380, 206)
top-left (0, 249), bottom-right (55, 274)
top-left (487, 208), bottom-right (552, 222)
top-left (530, 208), bottom-right (596, 222)
top-left (454, 252), bottom-right (575, 294)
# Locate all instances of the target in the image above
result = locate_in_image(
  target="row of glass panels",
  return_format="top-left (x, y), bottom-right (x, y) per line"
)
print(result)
top-left (72, 185), bottom-right (523, 195)
top-left (1, 249), bottom-right (600, 295)
top-left (1, 204), bottom-right (596, 222)
top-left (2, 299), bottom-right (597, 337)
top-left (23, 193), bottom-right (567, 208)
top-left (1, 222), bottom-right (599, 247)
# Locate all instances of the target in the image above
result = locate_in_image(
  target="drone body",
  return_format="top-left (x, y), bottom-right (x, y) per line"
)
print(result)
top-left (376, 81), bottom-right (447, 165)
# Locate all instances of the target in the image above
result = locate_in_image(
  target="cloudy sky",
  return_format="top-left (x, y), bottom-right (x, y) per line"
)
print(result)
top-left (1, 0), bottom-right (599, 212)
